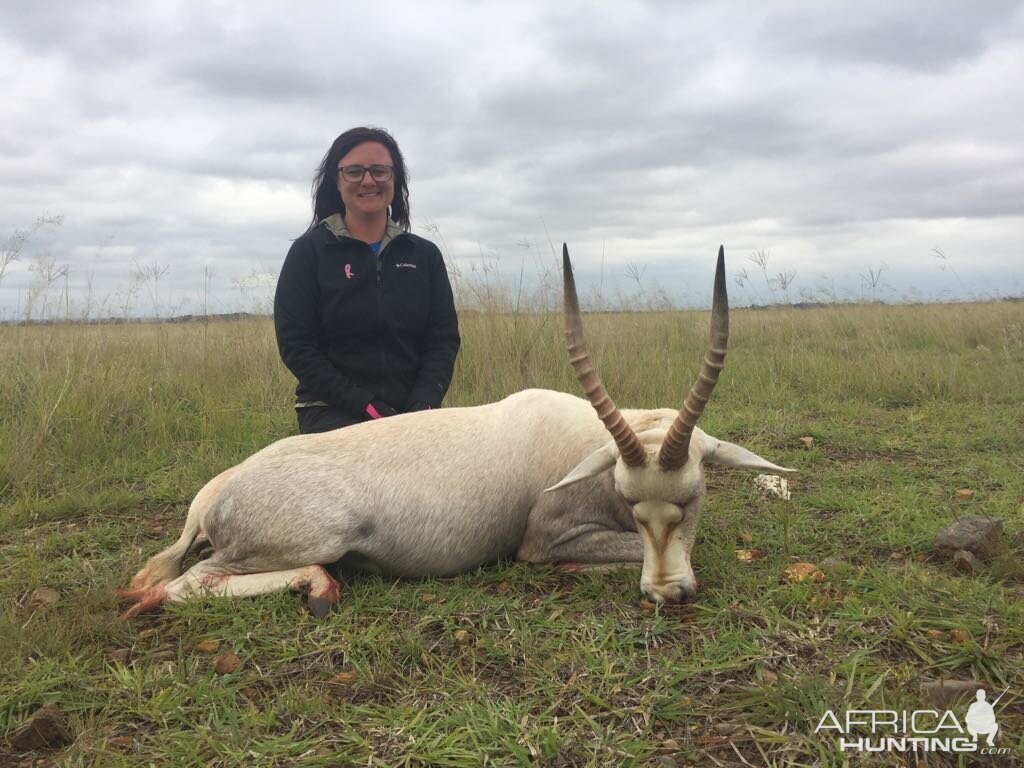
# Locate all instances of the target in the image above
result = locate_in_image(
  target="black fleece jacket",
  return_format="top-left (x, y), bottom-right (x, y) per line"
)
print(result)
top-left (274, 220), bottom-right (460, 416)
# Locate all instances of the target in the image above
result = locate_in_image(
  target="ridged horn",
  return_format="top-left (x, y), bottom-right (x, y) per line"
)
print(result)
top-left (657, 246), bottom-right (729, 470)
top-left (562, 244), bottom-right (647, 468)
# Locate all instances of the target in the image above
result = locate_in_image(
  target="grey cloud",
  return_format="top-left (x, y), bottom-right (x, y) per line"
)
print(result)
top-left (760, 1), bottom-right (1022, 70)
top-left (1, 0), bottom-right (1022, 319)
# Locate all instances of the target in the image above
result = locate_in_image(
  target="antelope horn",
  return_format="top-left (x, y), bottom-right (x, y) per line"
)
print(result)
top-left (562, 244), bottom-right (647, 468)
top-left (657, 246), bottom-right (729, 470)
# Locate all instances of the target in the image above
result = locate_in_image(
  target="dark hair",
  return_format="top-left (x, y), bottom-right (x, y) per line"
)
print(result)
top-left (308, 126), bottom-right (411, 232)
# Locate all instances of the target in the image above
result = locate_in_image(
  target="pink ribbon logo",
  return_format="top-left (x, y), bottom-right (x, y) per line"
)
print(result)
top-left (344, 264), bottom-right (355, 279)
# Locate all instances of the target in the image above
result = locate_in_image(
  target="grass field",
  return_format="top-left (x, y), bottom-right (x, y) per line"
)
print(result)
top-left (1, 300), bottom-right (1022, 767)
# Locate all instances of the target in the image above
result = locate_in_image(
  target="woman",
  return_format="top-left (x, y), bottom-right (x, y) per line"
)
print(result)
top-left (274, 127), bottom-right (461, 434)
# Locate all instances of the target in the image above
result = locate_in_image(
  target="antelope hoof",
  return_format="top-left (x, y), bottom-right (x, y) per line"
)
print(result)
top-left (116, 584), bottom-right (169, 619)
top-left (643, 576), bottom-right (701, 605)
top-left (306, 595), bottom-right (335, 619)
top-left (301, 565), bottom-right (341, 619)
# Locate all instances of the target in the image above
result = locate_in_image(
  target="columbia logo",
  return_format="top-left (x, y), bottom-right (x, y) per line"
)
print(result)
top-left (395, 263), bottom-right (417, 269)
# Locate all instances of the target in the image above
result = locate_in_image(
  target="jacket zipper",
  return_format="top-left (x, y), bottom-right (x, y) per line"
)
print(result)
top-left (375, 243), bottom-right (385, 394)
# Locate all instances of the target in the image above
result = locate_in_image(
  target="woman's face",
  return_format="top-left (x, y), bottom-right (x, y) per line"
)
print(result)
top-left (337, 141), bottom-right (395, 222)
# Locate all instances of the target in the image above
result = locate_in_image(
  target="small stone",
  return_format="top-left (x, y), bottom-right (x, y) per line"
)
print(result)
top-left (754, 474), bottom-right (791, 500)
top-left (920, 679), bottom-right (979, 708)
top-left (933, 516), bottom-right (1004, 559)
top-left (799, 436), bottom-right (815, 448)
top-left (453, 629), bottom-right (474, 646)
top-left (193, 639), bottom-right (221, 654)
top-left (953, 550), bottom-right (985, 574)
top-left (949, 628), bottom-right (972, 644)
top-left (926, 629), bottom-right (947, 640)
top-left (954, 488), bottom-right (974, 500)
top-left (735, 549), bottom-right (762, 562)
top-left (737, 532), bottom-right (754, 545)
top-left (7, 704), bottom-right (73, 750)
top-left (213, 652), bottom-right (242, 675)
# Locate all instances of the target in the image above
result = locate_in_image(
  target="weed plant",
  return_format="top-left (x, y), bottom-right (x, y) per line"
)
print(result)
top-left (1, 296), bottom-right (1022, 766)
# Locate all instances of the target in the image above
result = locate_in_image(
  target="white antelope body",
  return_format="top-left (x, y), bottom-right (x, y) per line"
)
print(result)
top-left (119, 245), bottom-right (791, 616)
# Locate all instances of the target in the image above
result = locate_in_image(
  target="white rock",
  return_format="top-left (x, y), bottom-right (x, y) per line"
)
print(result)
top-left (754, 474), bottom-right (791, 500)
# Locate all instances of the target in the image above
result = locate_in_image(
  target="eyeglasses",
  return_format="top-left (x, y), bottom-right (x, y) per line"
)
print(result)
top-left (338, 164), bottom-right (394, 183)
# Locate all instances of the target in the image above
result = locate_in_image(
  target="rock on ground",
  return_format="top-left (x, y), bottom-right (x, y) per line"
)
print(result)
top-left (920, 679), bottom-right (981, 709)
top-left (933, 516), bottom-right (1004, 559)
top-left (7, 703), bottom-right (72, 751)
top-left (753, 474), bottom-right (791, 500)
top-left (953, 549), bottom-right (985, 574)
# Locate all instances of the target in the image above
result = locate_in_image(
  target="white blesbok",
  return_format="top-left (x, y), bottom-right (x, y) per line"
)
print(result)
top-left (118, 245), bottom-right (791, 616)
top-left (543, 244), bottom-right (794, 603)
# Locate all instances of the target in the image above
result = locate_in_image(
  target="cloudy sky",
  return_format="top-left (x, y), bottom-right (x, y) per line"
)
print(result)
top-left (1, 0), bottom-right (1022, 319)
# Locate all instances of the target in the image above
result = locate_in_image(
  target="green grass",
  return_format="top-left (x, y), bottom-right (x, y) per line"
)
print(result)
top-left (1, 300), bottom-right (1023, 766)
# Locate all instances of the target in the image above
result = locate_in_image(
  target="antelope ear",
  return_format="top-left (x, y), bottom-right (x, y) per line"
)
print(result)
top-left (702, 438), bottom-right (795, 473)
top-left (545, 443), bottom-right (618, 492)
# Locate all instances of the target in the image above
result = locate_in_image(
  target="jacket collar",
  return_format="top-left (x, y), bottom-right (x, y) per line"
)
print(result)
top-left (321, 213), bottom-right (404, 250)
